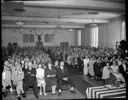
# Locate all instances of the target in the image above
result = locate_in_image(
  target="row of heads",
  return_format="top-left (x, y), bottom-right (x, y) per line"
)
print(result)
top-left (4, 60), bottom-right (65, 69)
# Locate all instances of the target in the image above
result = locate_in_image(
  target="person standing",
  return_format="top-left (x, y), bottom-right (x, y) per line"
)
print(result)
top-left (77, 55), bottom-right (84, 73)
top-left (88, 57), bottom-right (94, 77)
top-left (83, 55), bottom-right (90, 75)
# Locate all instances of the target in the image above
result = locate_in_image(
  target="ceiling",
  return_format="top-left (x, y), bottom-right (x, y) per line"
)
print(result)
top-left (2, 0), bottom-right (125, 29)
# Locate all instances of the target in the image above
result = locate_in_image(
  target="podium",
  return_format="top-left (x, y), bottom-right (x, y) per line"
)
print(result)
top-left (36, 42), bottom-right (43, 47)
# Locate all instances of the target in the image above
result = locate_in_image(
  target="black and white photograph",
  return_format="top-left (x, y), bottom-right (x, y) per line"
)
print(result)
top-left (1, 0), bottom-right (127, 100)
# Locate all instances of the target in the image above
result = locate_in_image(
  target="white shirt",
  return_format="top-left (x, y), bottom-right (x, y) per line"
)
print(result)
top-left (36, 68), bottom-right (45, 79)
top-left (122, 64), bottom-right (126, 71)
top-left (84, 58), bottom-right (90, 66)
top-left (102, 66), bottom-right (110, 79)
top-left (111, 65), bottom-right (119, 73)
top-left (2, 71), bottom-right (6, 79)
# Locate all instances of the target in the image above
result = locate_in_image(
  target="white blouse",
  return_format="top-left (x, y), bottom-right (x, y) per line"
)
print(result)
top-left (36, 68), bottom-right (45, 79)
top-left (102, 66), bottom-right (110, 79)
top-left (111, 65), bottom-right (119, 73)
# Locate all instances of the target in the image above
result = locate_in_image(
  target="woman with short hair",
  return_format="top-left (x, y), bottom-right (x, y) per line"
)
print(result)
top-left (45, 63), bottom-right (57, 95)
top-left (111, 60), bottom-right (125, 83)
top-left (36, 63), bottom-right (47, 96)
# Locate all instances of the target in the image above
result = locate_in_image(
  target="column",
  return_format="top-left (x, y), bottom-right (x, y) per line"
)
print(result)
top-left (77, 29), bottom-right (81, 46)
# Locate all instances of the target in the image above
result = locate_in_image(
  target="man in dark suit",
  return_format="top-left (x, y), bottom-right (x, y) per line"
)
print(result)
top-left (93, 58), bottom-right (102, 79)
top-left (118, 60), bottom-right (126, 81)
top-left (56, 61), bottom-right (76, 96)
top-left (22, 62), bottom-right (39, 99)
top-left (77, 55), bottom-right (83, 73)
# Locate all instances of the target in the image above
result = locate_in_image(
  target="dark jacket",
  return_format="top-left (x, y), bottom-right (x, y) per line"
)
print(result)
top-left (93, 62), bottom-right (102, 76)
top-left (119, 64), bottom-right (125, 74)
top-left (77, 57), bottom-right (83, 66)
top-left (23, 67), bottom-right (36, 84)
top-left (119, 64), bottom-right (126, 79)
top-left (56, 66), bottom-right (69, 80)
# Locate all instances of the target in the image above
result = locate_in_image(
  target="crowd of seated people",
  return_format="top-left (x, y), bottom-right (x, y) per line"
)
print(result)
top-left (2, 45), bottom-right (127, 100)
top-left (2, 46), bottom-right (77, 100)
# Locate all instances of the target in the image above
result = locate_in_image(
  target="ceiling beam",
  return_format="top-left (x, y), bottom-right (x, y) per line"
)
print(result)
top-left (2, 24), bottom-right (85, 28)
top-left (2, 16), bottom-right (109, 24)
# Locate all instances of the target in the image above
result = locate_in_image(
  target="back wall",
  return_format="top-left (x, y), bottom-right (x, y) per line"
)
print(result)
top-left (2, 28), bottom-right (77, 47)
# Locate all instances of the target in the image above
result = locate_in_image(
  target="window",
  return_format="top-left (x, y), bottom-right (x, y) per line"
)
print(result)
top-left (23, 34), bottom-right (34, 43)
top-left (29, 34), bottom-right (34, 43)
top-left (23, 34), bottom-right (29, 43)
top-left (45, 34), bottom-right (54, 42)
top-left (90, 26), bottom-right (98, 48)
top-left (121, 21), bottom-right (126, 40)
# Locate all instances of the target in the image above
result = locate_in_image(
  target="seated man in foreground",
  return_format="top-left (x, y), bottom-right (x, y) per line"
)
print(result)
top-left (56, 61), bottom-right (76, 96)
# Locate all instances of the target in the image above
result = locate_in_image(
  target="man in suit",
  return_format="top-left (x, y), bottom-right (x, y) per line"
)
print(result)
top-left (77, 55), bottom-right (84, 73)
top-left (56, 61), bottom-right (76, 96)
top-left (93, 58), bottom-right (102, 79)
top-left (118, 60), bottom-right (126, 82)
top-left (22, 62), bottom-right (39, 99)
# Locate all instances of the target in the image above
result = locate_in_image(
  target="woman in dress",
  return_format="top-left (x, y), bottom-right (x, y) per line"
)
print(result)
top-left (102, 62), bottom-right (111, 84)
top-left (83, 55), bottom-right (90, 75)
top-left (88, 57), bottom-right (94, 77)
top-left (36, 63), bottom-right (47, 96)
top-left (2, 61), bottom-right (12, 96)
top-left (110, 60), bottom-right (125, 82)
top-left (45, 63), bottom-right (57, 95)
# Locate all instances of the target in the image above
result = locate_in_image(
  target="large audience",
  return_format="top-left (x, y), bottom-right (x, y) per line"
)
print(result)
top-left (2, 44), bottom-right (127, 100)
